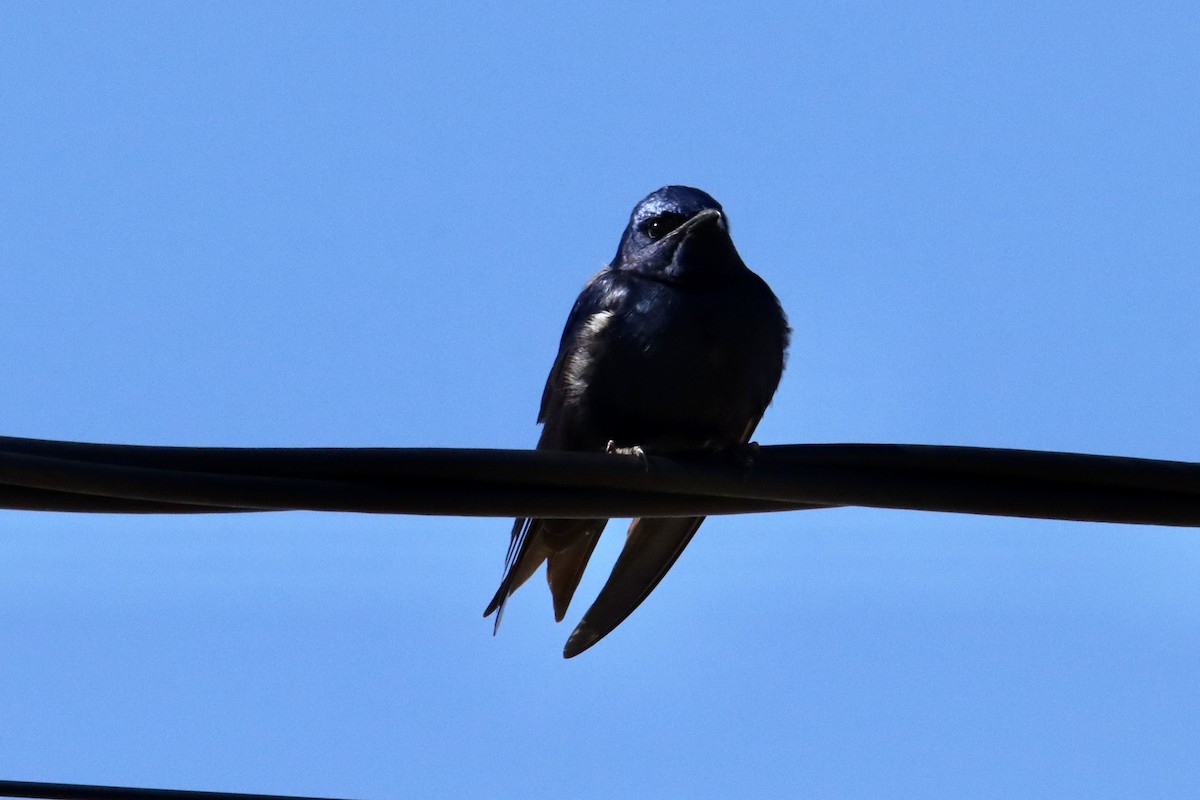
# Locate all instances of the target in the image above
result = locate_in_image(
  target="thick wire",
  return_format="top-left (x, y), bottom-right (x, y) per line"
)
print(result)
top-left (1, 435), bottom-right (1199, 526)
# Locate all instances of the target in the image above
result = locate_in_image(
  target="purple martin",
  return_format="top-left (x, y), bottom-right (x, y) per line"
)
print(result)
top-left (484, 185), bottom-right (789, 657)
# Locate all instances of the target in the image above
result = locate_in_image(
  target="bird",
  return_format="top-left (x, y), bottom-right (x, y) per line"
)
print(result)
top-left (484, 185), bottom-right (789, 657)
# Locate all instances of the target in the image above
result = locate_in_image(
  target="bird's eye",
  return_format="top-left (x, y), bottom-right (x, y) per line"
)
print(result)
top-left (640, 213), bottom-right (686, 241)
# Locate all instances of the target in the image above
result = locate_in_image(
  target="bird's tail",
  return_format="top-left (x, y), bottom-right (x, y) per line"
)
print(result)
top-left (546, 529), bottom-right (604, 622)
top-left (484, 518), bottom-right (607, 632)
top-left (563, 515), bottom-right (705, 658)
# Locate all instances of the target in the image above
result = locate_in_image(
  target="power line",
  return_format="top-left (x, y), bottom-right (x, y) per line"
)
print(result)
top-left (1, 435), bottom-right (1198, 526)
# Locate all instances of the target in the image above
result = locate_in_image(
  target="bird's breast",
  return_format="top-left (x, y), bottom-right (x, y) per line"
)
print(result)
top-left (574, 279), bottom-right (784, 449)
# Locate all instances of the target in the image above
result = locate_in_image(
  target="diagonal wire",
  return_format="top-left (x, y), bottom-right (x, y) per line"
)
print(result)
top-left (0, 778), bottom-right (354, 800)
top-left (0, 435), bottom-right (1199, 526)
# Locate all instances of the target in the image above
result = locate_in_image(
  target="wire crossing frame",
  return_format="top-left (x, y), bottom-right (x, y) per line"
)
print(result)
top-left (1, 435), bottom-right (1198, 526)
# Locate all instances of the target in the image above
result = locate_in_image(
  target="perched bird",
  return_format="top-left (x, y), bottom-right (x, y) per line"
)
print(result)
top-left (484, 185), bottom-right (789, 657)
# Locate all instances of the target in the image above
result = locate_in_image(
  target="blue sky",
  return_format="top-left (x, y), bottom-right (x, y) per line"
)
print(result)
top-left (2, 2), bottom-right (1199, 797)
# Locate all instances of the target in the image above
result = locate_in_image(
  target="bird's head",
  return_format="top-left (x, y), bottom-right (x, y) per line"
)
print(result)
top-left (612, 186), bottom-right (744, 284)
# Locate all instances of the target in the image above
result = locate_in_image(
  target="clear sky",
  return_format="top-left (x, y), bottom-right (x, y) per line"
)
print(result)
top-left (2, 2), bottom-right (1199, 798)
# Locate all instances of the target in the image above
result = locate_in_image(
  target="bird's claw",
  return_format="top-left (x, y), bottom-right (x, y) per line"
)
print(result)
top-left (605, 440), bottom-right (650, 471)
top-left (740, 441), bottom-right (760, 470)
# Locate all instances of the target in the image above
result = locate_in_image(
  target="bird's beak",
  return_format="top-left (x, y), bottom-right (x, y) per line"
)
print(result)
top-left (679, 208), bottom-right (724, 235)
top-left (655, 208), bottom-right (725, 249)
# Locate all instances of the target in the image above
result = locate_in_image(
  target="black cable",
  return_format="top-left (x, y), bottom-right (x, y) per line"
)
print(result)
top-left (0, 445), bottom-right (810, 517)
top-left (1, 435), bottom-right (1199, 526)
top-left (0, 778), bottom-right (353, 800)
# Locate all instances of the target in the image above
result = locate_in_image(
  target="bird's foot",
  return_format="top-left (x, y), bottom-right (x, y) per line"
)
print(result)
top-left (699, 439), bottom-right (760, 469)
top-left (726, 441), bottom-right (761, 478)
top-left (605, 440), bottom-right (650, 470)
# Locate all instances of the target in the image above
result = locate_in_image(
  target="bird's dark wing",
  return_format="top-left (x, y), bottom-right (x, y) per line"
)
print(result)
top-left (484, 272), bottom-right (625, 629)
top-left (537, 270), bottom-right (625, 428)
